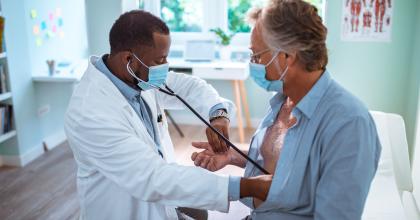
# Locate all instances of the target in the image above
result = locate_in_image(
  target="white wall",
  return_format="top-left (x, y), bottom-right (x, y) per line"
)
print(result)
top-left (0, 0), bottom-right (88, 165)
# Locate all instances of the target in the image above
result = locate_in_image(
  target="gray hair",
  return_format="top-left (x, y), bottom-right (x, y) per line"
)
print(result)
top-left (248, 0), bottom-right (328, 71)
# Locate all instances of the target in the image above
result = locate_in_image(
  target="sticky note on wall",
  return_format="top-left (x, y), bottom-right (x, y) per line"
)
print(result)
top-left (56, 8), bottom-right (62, 17)
top-left (46, 30), bottom-right (55, 38)
top-left (33, 25), bottom-right (40, 35)
top-left (41, 21), bottom-right (47, 30)
top-left (30, 9), bottom-right (38, 19)
top-left (36, 38), bottom-right (43, 46)
top-left (58, 18), bottom-right (64, 27)
top-left (59, 30), bottom-right (65, 38)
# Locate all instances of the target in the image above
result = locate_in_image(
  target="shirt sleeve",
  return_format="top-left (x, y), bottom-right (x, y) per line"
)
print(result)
top-left (228, 176), bottom-right (241, 201)
top-left (314, 116), bottom-right (381, 220)
top-left (156, 71), bottom-right (235, 120)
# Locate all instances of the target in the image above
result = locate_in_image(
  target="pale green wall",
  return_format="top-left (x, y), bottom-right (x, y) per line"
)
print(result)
top-left (0, 0), bottom-right (88, 156)
top-left (325, 0), bottom-right (419, 153)
top-left (405, 1), bottom-right (420, 158)
top-left (0, 0), bottom-right (43, 155)
top-left (29, 0), bottom-right (88, 146)
top-left (85, 0), bottom-right (122, 55)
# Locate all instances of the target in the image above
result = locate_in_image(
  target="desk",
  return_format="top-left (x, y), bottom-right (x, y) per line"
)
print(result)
top-left (169, 58), bottom-right (251, 143)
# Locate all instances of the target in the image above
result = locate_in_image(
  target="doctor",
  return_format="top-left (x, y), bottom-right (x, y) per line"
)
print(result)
top-left (191, 0), bottom-right (381, 219)
top-left (65, 10), bottom-right (271, 220)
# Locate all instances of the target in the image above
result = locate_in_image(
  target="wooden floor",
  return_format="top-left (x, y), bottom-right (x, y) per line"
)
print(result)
top-left (0, 124), bottom-right (256, 220)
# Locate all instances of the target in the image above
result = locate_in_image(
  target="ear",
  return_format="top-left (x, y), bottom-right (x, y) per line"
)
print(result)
top-left (285, 52), bottom-right (298, 67)
top-left (120, 51), bottom-right (132, 64)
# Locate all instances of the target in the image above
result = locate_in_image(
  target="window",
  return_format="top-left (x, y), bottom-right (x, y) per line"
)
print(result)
top-left (160, 0), bottom-right (203, 32)
top-left (228, 0), bottom-right (325, 33)
top-left (139, 0), bottom-right (144, 9)
top-left (133, 0), bottom-right (326, 46)
top-left (228, 0), bottom-right (266, 33)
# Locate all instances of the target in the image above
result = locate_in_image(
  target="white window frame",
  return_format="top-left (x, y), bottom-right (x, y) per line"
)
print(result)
top-left (139, 0), bottom-right (250, 49)
top-left (125, 0), bottom-right (327, 51)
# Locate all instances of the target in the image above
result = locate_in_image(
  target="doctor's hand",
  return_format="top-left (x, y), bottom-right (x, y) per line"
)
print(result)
top-left (207, 117), bottom-right (230, 153)
top-left (191, 142), bottom-right (232, 171)
top-left (240, 175), bottom-right (273, 202)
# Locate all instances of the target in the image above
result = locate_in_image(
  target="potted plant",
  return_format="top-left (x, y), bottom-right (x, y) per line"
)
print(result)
top-left (210, 28), bottom-right (236, 61)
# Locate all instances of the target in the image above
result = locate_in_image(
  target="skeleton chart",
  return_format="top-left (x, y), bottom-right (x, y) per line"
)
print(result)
top-left (341, 0), bottom-right (393, 42)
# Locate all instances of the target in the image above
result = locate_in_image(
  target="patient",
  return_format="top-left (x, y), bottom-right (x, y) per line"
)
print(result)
top-left (191, 0), bottom-right (381, 219)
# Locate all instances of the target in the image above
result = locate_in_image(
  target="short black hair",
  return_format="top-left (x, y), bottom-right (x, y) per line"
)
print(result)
top-left (109, 10), bottom-right (170, 54)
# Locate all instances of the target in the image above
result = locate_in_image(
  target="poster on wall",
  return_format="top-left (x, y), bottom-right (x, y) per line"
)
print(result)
top-left (341, 0), bottom-right (393, 42)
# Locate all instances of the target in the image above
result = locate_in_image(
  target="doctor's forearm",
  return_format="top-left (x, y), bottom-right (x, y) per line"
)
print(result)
top-left (239, 175), bottom-right (272, 201)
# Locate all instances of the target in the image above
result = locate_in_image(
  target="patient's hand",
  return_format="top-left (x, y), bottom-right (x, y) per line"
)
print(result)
top-left (191, 142), bottom-right (232, 171)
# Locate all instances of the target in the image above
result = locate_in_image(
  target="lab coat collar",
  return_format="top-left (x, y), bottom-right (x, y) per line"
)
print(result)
top-left (94, 54), bottom-right (141, 102)
top-left (86, 56), bottom-right (158, 146)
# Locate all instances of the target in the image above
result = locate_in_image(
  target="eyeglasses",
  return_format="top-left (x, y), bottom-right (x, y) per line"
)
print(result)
top-left (250, 48), bottom-right (271, 64)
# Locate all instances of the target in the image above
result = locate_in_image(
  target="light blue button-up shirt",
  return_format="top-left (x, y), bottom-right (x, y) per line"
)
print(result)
top-left (94, 55), bottom-right (241, 201)
top-left (239, 71), bottom-right (381, 219)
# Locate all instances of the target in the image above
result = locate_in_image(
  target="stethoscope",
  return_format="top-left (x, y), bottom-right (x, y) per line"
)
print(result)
top-left (139, 79), bottom-right (270, 175)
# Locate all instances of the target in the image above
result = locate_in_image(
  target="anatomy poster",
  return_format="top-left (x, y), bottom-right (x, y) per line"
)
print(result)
top-left (341, 0), bottom-right (393, 42)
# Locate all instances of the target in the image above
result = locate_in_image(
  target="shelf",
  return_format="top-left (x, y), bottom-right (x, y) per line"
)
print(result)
top-left (0, 52), bottom-right (6, 59)
top-left (0, 130), bottom-right (16, 144)
top-left (32, 74), bottom-right (82, 83)
top-left (0, 92), bottom-right (12, 101)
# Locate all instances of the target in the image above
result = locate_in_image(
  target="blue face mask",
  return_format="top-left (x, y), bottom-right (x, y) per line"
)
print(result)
top-left (126, 53), bottom-right (169, 91)
top-left (249, 51), bottom-right (288, 92)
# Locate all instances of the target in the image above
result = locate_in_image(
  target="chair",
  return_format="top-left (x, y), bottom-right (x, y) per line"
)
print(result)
top-left (401, 109), bottom-right (420, 220)
top-left (364, 111), bottom-right (415, 219)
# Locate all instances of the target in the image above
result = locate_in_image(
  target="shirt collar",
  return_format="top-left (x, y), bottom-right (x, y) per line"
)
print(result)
top-left (268, 70), bottom-right (331, 119)
top-left (295, 70), bottom-right (331, 119)
top-left (95, 54), bottom-right (141, 101)
top-left (269, 91), bottom-right (286, 108)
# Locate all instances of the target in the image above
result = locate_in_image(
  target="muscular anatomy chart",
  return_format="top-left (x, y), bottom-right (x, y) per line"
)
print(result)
top-left (341, 0), bottom-right (393, 42)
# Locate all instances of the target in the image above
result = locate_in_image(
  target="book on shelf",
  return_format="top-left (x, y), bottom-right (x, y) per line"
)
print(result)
top-left (0, 104), bottom-right (12, 135)
top-left (0, 16), bottom-right (4, 53)
top-left (0, 64), bottom-right (7, 94)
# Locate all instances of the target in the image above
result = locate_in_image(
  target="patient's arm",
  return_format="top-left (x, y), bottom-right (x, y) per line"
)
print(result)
top-left (191, 142), bottom-right (247, 171)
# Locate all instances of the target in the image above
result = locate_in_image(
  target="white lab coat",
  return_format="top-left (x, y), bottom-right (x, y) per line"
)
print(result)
top-left (64, 56), bottom-right (235, 220)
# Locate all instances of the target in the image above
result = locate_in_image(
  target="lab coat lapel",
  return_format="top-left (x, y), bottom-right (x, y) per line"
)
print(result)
top-left (119, 94), bottom-right (157, 148)
top-left (140, 90), bottom-right (159, 136)
top-left (140, 91), bottom-right (158, 124)
top-left (87, 58), bottom-right (156, 148)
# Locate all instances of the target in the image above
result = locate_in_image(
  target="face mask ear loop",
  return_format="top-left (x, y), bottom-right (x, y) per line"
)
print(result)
top-left (127, 60), bottom-right (165, 91)
top-left (127, 60), bottom-right (146, 83)
top-left (265, 50), bottom-right (281, 67)
top-left (131, 53), bottom-right (150, 69)
top-left (279, 65), bottom-right (289, 81)
top-left (271, 51), bottom-right (289, 80)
